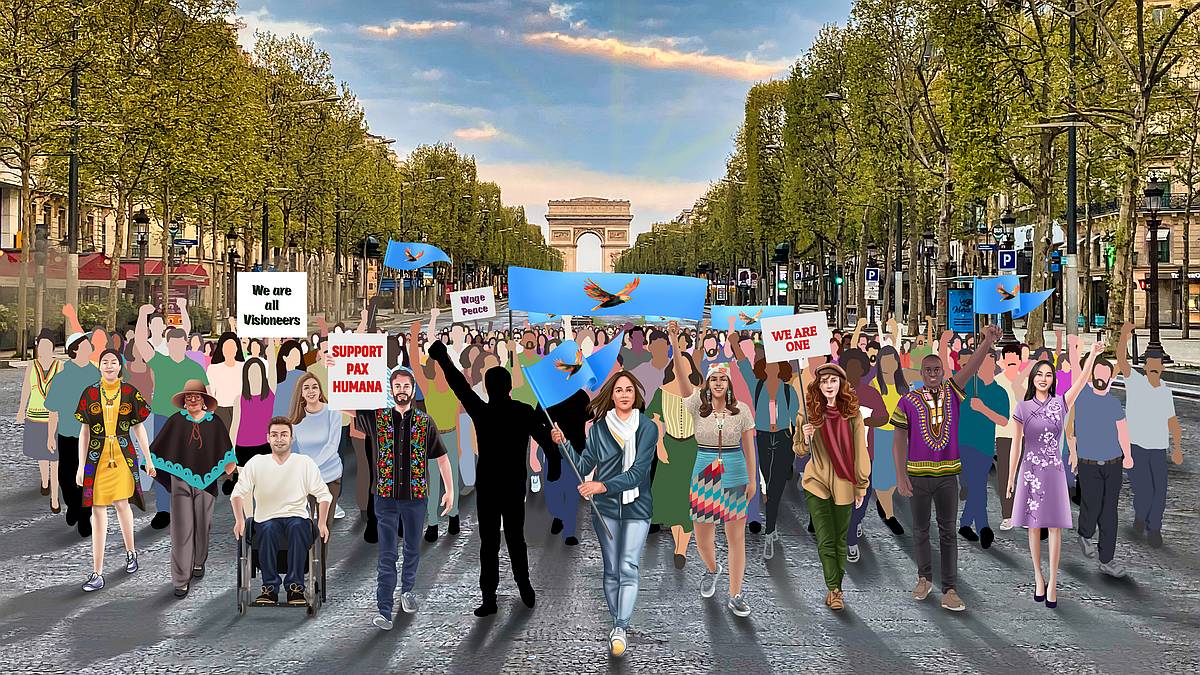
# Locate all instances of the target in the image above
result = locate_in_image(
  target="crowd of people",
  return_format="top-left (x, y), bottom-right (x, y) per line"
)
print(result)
top-left (15, 301), bottom-right (1183, 658)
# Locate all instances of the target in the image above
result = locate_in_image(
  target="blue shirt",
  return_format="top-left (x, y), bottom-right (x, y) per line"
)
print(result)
top-left (1073, 387), bottom-right (1125, 461)
top-left (43, 361), bottom-right (100, 437)
top-left (957, 376), bottom-right (1009, 455)
top-left (736, 360), bottom-right (799, 432)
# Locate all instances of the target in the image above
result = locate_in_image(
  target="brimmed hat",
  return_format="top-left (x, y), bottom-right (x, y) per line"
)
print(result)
top-left (66, 332), bottom-right (88, 350)
top-left (171, 379), bottom-right (218, 411)
top-left (813, 363), bottom-right (848, 381)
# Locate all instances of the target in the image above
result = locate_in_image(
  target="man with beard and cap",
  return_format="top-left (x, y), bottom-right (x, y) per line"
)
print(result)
top-left (1115, 322), bottom-right (1182, 549)
top-left (427, 337), bottom-right (558, 617)
top-left (1068, 354), bottom-right (1131, 577)
top-left (358, 331), bottom-right (454, 630)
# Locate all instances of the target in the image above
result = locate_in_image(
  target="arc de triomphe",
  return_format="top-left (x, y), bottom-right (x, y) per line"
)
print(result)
top-left (547, 197), bottom-right (632, 273)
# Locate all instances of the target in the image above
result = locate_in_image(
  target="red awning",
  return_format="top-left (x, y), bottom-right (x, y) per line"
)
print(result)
top-left (120, 260), bottom-right (209, 287)
top-left (0, 251), bottom-right (129, 280)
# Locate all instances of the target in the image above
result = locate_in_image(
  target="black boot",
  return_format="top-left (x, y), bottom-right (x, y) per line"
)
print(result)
top-left (448, 515), bottom-right (460, 535)
top-left (425, 525), bottom-right (438, 542)
top-left (551, 518), bottom-right (563, 535)
top-left (151, 512), bottom-right (170, 530)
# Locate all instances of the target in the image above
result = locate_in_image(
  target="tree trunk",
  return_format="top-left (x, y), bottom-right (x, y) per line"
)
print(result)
top-left (161, 187), bottom-right (170, 318)
top-left (107, 190), bottom-right (127, 331)
top-left (881, 230), bottom-right (893, 323)
top-left (855, 208), bottom-right (869, 325)
top-left (907, 189), bottom-right (921, 333)
top-left (1107, 168), bottom-right (1142, 343)
top-left (16, 158), bottom-right (32, 357)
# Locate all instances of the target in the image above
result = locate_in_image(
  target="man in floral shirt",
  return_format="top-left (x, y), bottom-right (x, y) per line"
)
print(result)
top-left (356, 361), bottom-right (453, 631)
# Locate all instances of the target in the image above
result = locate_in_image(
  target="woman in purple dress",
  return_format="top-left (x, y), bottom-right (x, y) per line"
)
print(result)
top-left (1007, 341), bottom-right (1103, 609)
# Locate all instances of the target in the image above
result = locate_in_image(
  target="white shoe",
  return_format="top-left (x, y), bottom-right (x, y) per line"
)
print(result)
top-left (999, 519), bottom-right (1014, 531)
top-left (334, 505), bottom-right (346, 520)
top-left (530, 475), bottom-right (542, 493)
top-left (700, 563), bottom-right (723, 598)
top-left (609, 627), bottom-right (627, 657)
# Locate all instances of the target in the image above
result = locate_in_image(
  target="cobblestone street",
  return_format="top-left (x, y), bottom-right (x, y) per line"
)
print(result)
top-left (0, 368), bottom-right (1196, 674)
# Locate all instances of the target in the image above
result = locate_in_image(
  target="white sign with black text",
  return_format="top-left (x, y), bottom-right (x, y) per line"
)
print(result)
top-left (235, 272), bottom-right (308, 338)
top-left (450, 285), bottom-right (497, 323)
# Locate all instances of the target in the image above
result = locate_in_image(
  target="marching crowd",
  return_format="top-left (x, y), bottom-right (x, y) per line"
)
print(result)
top-left (15, 302), bottom-right (1184, 658)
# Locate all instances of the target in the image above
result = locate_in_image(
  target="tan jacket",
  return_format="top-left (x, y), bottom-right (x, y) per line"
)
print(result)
top-left (793, 412), bottom-right (870, 506)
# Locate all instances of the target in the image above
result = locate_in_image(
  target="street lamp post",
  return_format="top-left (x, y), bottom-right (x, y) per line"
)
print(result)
top-left (1142, 183), bottom-right (1172, 362)
top-left (1000, 210), bottom-right (1018, 347)
top-left (922, 230), bottom-right (936, 319)
top-left (133, 208), bottom-right (150, 305)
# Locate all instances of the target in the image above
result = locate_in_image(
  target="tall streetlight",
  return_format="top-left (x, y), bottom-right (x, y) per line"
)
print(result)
top-left (1142, 181), bottom-right (1172, 362)
top-left (133, 208), bottom-right (150, 304)
top-left (224, 227), bottom-right (238, 320)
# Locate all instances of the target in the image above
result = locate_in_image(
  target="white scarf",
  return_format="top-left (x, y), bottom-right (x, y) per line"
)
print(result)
top-left (605, 408), bottom-right (641, 504)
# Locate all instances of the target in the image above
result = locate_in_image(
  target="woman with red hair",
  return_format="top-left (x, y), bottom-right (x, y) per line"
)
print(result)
top-left (794, 363), bottom-right (869, 610)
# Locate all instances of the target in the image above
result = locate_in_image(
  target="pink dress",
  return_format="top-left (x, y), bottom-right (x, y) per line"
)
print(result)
top-left (1011, 395), bottom-right (1073, 529)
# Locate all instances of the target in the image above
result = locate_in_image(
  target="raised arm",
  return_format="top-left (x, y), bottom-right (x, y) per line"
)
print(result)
top-left (925, 315), bottom-right (936, 344)
top-left (953, 325), bottom-right (1001, 391)
top-left (1066, 333), bottom-right (1080, 378)
top-left (133, 304), bottom-right (156, 363)
top-left (177, 296), bottom-right (192, 335)
top-left (1115, 322), bottom-right (1133, 378)
top-left (356, 307), bottom-right (369, 334)
top-left (728, 316), bottom-right (748, 363)
top-left (62, 303), bottom-right (83, 335)
top-left (408, 321), bottom-right (428, 390)
top-left (668, 321), bottom-right (694, 399)
top-left (888, 317), bottom-right (900, 348)
top-left (561, 315), bottom-right (573, 342)
top-left (850, 317), bottom-right (867, 350)
top-left (1065, 340), bottom-right (1103, 408)
top-left (938, 330), bottom-right (953, 373)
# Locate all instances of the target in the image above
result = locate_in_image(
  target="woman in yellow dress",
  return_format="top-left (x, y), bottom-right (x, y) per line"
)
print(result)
top-left (75, 348), bottom-right (153, 592)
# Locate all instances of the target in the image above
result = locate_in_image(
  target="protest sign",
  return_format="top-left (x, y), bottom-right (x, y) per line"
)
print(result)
top-left (760, 311), bottom-right (832, 363)
top-left (236, 272), bottom-right (307, 338)
top-left (326, 332), bottom-right (388, 411)
top-left (450, 285), bottom-right (497, 323)
top-left (948, 288), bottom-right (975, 332)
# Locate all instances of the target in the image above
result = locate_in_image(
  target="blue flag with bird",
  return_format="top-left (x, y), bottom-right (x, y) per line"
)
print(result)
top-left (1012, 288), bottom-right (1055, 319)
top-left (972, 275), bottom-right (1021, 314)
top-left (710, 305), bottom-right (794, 331)
top-left (524, 334), bottom-right (623, 408)
top-left (508, 267), bottom-right (707, 319)
top-left (383, 241), bottom-right (452, 271)
top-left (527, 312), bottom-right (560, 325)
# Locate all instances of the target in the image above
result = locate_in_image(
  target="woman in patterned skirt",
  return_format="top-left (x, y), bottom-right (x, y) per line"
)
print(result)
top-left (1007, 341), bottom-right (1103, 609)
top-left (17, 329), bottom-right (62, 511)
top-left (74, 349), bottom-right (153, 592)
top-left (673, 321), bottom-right (758, 618)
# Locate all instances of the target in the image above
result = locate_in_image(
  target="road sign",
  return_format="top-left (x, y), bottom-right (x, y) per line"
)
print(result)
top-left (173, 238), bottom-right (198, 247)
top-left (998, 249), bottom-right (1016, 271)
top-left (864, 280), bottom-right (880, 301)
top-left (977, 243), bottom-right (997, 252)
top-left (865, 267), bottom-right (880, 283)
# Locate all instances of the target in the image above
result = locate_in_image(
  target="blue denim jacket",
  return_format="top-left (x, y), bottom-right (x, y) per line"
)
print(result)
top-left (576, 415), bottom-right (659, 521)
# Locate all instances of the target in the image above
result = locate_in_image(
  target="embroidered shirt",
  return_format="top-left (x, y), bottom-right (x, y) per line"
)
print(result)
top-left (355, 407), bottom-right (446, 500)
top-left (890, 379), bottom-right (966, 476)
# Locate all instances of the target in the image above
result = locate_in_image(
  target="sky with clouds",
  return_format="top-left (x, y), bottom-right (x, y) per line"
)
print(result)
top-left (235, 1), bottom-right (848, 266)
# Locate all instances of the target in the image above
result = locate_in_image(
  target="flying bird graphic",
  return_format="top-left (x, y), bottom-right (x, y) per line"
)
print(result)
top-left (996, 284), bottom-right (1018, 302)
top-left (404, 247), bottom-right (425, 263)
top-left (583, 277), bottom-right (641, 310)
top-left (738, 309), bottom-right (764, 326)
top-left (555, 349), bottom-right (584, 379)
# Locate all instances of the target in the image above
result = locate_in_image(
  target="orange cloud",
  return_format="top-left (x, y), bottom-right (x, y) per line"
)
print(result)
top-left (361, 19), bottom-right (460, 38)
top-left (522, 32), bottom-right (788, 81)
top-left (453, 124), bottom-right (502, 141)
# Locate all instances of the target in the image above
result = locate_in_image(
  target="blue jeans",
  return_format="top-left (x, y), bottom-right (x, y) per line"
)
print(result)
top-left (151, 414), bottom-right (171, 514)
top-left (545, 460), bottom-right (581, 539)
top-left (255, 516), bottom-right (312, 591)
top-left (593, 515), bottom-right (650, 629)
top-left (376, 496), bottom-right (426, 616)
top-left (1129, 445), bottom-right (1168, 531)
top-left (959, 448), bottom-right (993, 530)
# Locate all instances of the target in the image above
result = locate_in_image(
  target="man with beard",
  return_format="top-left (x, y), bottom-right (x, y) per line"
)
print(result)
top-left (1068, 356), bottom-right (1130, 577)
top-left (357, 347), bottom-right (454, 629)
top-left (427, 337), bottom-right (557, 617)
top-left (1115, 322), bottom-right (1181, 548)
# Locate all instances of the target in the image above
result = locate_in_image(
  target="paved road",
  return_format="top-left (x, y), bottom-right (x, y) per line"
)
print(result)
top-left (0, 368), bottom-right (1197, 674)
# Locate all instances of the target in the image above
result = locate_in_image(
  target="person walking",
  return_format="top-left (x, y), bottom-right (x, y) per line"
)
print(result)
top-left (18, 329), bottom-right (62, 513)
top-left (45, 333), bottom-right (100, 536)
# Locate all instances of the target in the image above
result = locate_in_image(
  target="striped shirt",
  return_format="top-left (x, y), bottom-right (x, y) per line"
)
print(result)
top-left (889, 379), bottom-right (966, 477)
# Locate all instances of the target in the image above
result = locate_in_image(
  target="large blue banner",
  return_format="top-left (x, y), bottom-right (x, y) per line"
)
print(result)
top-left (972, 275), bottom-right (1021, 314)
top-left (508, 267), bottom-right (708, 319)
top-left (709, 305), bottom-right (793, 331)
top-left (524, 335), bottom-right (623, 408)
top-left (1013, 288), bottom-right (1055, 319)
top-left (383, 241), bottom-right (452, 271)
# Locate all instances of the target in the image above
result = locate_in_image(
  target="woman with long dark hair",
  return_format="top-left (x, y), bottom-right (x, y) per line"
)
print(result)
top-left (647, 348), bottom-right (702, 567)
top-left (674, 320), bottom-right (758, 618)
top-left (795, 363), bottom-right (869, 610)
top-left (1007, 343), bottom-right (1102, 608)
top-left (272, 339), bottom-right (306, 418)
top-left (871, 345), bottom-right (908, 535)
top-left (206, 331), bottom-right (244, 435)
top-left (74, 348), bottom-right (153, 592)
top-left (551, 367), bottom-right (657, 657)
top-left (227, 359), bottom-right (275, 490)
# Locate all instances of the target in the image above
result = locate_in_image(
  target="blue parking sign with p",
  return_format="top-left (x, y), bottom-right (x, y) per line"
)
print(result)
top-left (866, 268), bottom-right (880, 282)
top-left (999, 250), bottom-right (1016, 271)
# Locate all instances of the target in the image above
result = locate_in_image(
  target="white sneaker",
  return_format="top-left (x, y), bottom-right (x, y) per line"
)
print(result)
top-left (609, 627), bottom-right (627, 657)
top-left (334, 505), bottom-right (346, 520)
top-left (530, 475), bottom-right (542, 493)
top-left (847, 544), bottom-right (860, 563)
top-left (400, 591), bottom-right (419, 614)
top-left (700, 563), bottom-right (723, 598)
top-left (372, 613), bottom-right (393, 631)
top-left (999, 519), bottom-right (1014, 531)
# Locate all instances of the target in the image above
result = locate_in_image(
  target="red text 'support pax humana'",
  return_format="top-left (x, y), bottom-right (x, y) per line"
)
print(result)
top-left (330, 345), bottom-right (385, 358)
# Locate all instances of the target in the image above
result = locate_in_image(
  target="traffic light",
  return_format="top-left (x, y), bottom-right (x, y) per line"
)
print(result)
top-left (834, 265), bottom-right (844, 286)
top-left (773, 242), bottom-right (790, 265)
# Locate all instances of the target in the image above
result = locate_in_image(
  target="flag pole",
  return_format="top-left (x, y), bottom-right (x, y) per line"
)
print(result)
top-left (538, 406), bottom-right (614, 541)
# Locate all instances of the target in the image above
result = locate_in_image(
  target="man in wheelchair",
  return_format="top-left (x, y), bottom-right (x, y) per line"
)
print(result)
top-left (231, 416), bottom-right (331, 606)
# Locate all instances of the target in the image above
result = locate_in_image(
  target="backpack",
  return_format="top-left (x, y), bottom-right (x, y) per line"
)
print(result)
top-left (755, 379), bottom-right (794, 433)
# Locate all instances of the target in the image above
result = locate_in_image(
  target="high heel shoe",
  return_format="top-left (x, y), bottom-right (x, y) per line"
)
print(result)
top-left (1034, 577), bottom-right (1046, 602)
top-left (1045, 597), bottom-right (1057, 609)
